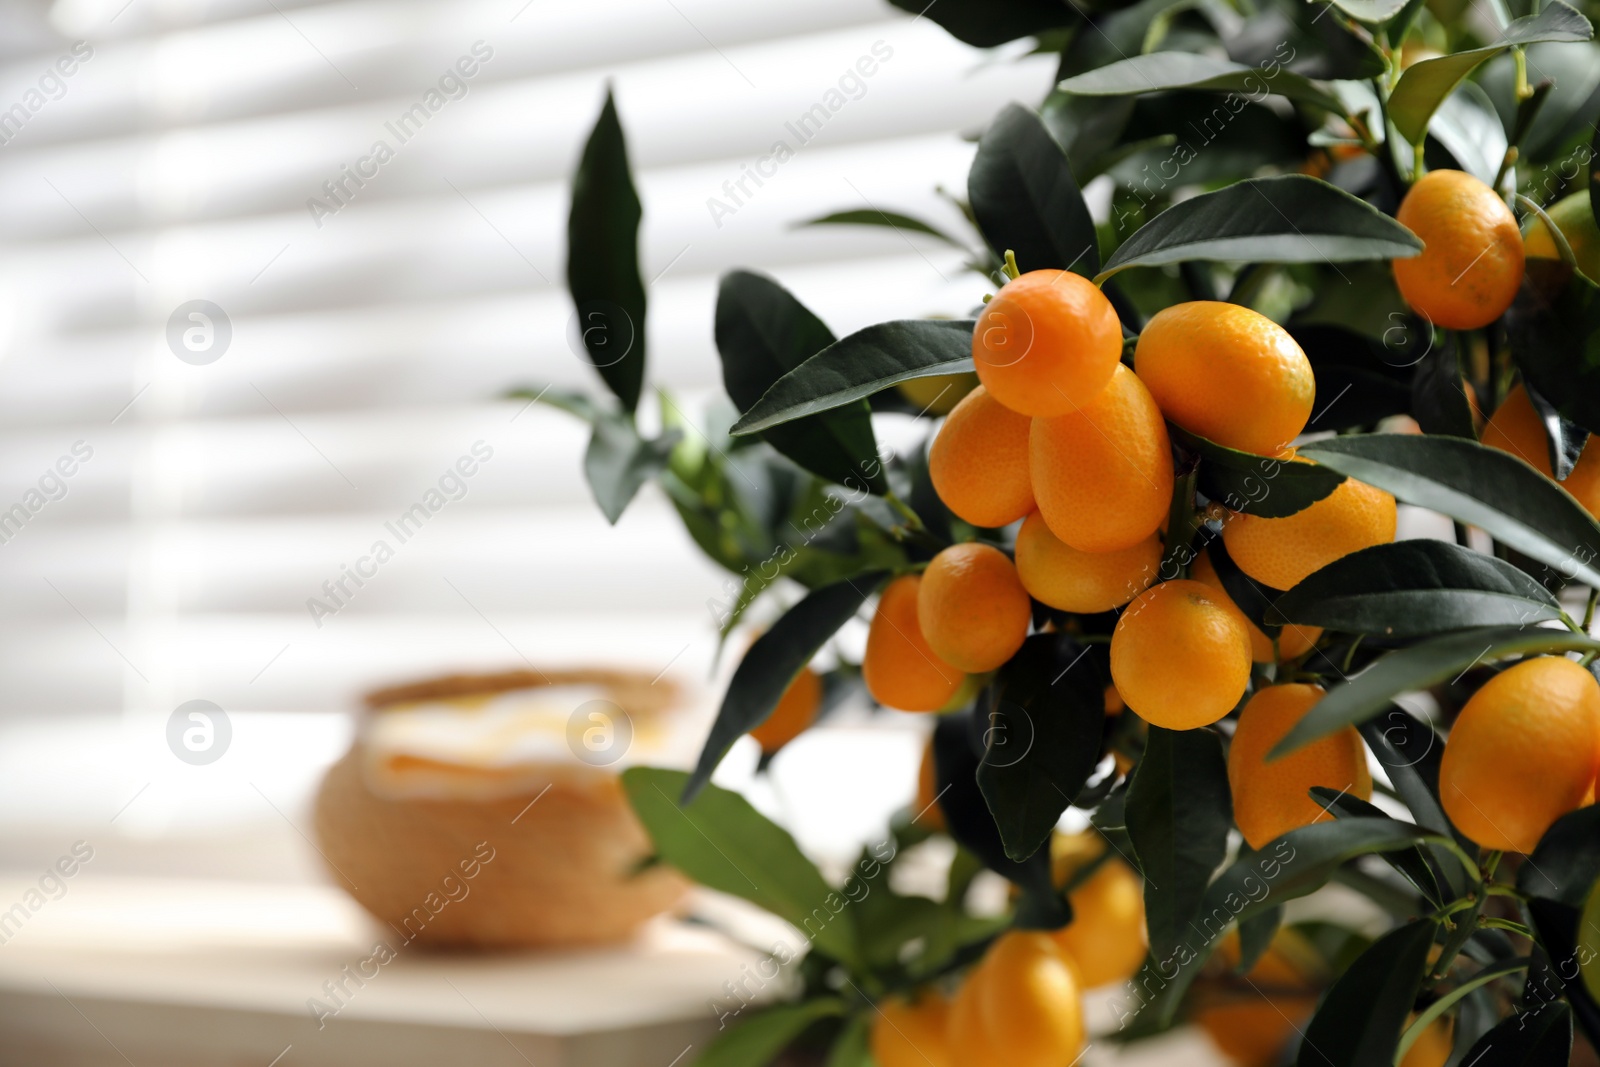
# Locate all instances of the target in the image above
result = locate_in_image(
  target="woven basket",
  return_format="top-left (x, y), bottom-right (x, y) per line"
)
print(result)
top-left (312, 668), bottom-right (689, 949)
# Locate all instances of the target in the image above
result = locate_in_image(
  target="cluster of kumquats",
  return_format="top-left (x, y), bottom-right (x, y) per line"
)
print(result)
top-left (745, 168), bottom-right (1600, 1067)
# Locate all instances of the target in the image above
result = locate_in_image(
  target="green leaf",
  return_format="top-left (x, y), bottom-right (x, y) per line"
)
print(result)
top-left (715, 272), bottom-right (886, 495)
top-left (1387, 1), bottom-right (1593, 143)
top-left (1320, 0), bottom-right (1408, 23)
top-left (1275, 539), bottom-right (1563, 637)
top-left (976, 634), bottom-right (1110, 862)
top-left (1356, 706), bottom-right (1472, 897)
top-left (1504, 259), bottom-right (1600, 437)
top-left (825, 1014), bottom-right (871, 1067)
top-left (567, 89), bottom-right (647, 414)
top-left (1428, 83), bottom-right (1508, 186)
top-left (968, 103), bottom-right (1099, 276)
top-left (1457, 1002), bottom-right (1572, 1067)
top-left (1096, 176), bottom-right (1422, 281)
top-left (584, 413), bottom-right (681, 524)
top-left (692, 998), bottom-right (846, 1067)
top-left (1168, 423), bottom-right (1345, 518)
top-left (1126, 726), bottom-right (1232, 959)
top-left (1130, 819), bottom-right (1440, 1028)
top-left (1295, 919), bottom-right (1438, 1067)
top-left (1297, 434), bottom-right (1600, 589)
top-left (623, 768), bottom-right (861, 967)
top-left (1313, 789), bottom-right (1441, 904)
top-left (1518, 805), bottom-right (1600, 906)
top-left (729, 320), bottom-right (975, 436)
top-left (796, 209), bottom-right (969, 250)
top-left (884, 0), bottom-right (1077, 47)
top-left (1237, 904), bottom-right (1284, 973)
top-left (933, 711), bottom-right (1069, 927)
top-left (1410, 336), bottom-right (1476, 439)
top-left (1272, 626), bottom-right (1600, 757)
top-left (1056, 52), bottom-right (1346, 112)
top-left (684, 572), bottom-right (889, 803)
top-left (1287, 324), bottom-right (1414, 432)
top-left (1526, 384), bottom-right (1590, 484)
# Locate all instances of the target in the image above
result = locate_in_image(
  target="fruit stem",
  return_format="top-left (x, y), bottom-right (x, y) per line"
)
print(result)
top-left (1583, 587), bottom-right (1598, 631)
top-left (1001, 249), bottom-right (1021, 281)
top-left (1513, 47), bottom-right (1532, 101)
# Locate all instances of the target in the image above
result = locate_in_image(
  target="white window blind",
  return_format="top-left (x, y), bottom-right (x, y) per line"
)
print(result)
top-left (0, 0), bottom-right (1053, 845)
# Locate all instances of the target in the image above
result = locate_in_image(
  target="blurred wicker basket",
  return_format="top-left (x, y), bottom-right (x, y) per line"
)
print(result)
top-left (312, 668), bottom-right (689, 949)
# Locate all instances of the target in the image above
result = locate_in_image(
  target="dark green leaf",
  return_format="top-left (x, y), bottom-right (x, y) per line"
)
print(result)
top-left (1276, 540), bottom-right (1562, 637)
top-left (1126, 726), bottom-right (1232, 959)
top-left (1227, 0), bottom-right (1388, 80)
top-left (933, 711), bottom-right (1069, 927)
top-left (977, 634), bottom-right (1109, 862)
top-left (567, 89), bottom-right (647, 413)
top-left (885, 0), bottom-right (1077, 47)
top-left (685, 572), bottom-right (888, 802)
top-left (968, 103), bottom-right (1099, 276)
top-left (730, 320), bottom-right (975, 436)
top-left (796, 209), bottom-right (969, 250)
top-left (1519, 805), bottom-right (1600, 905)
top-left (584, 413), bottom-right (681, 524)
top-left (1525, 384), bottom-right (1590, 483)
top-left (692, 998), bottom-right (846, 1067)
top-left (1458, 1002), bottom-right (1572, 1067)
top-left (1505, 260), bottom-right (1600, 437)
top-left (715, 272), bottom-right (886, 494)
top-left (1525, 899), bottom-right (1600, 1051)
top-left (1295, 919), bottom-right (1437, 1067)
top-left (1237, 905), bottom-right (1284, 973)
top-left (1298, 434), bottom-right (1600, 589)
top-left (1057, 52), bottom-right (1346, 112)
top-left (1038, 90), bottom-right (1135, 179)
top-left (1313, 789), bottom-right (1441, 904)
top-left (1131, 819), bottom-right (1440, 1028)
top-left (623, 768), bottom-right (861, 967)
top-left (1357, 706), bottom-right (1472, 898)
top-left (1272, 626), bottom-right (1600, 757)
top-left (1388, 2), bottom-right (1593, 143)
top-left (1168, 423), bottom-right (1345, 518)
top-left (1287, 324), bottom-right (1414, 431)
top-left (1096, 176), bottom-right (1422, 281)
top-left (1410, 336), bottom-right (1476, 438)
top-left (826, 1014), bottom-right (870, 1067)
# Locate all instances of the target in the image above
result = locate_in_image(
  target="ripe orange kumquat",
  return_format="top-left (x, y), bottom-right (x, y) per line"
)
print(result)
top-left (1191, 549), bottom-right (1323, 663)
top-left (1222, 465), bottom-right (1397, 591)
top-left (1228, 684), bottom-right (1372, 849)
top-left (1049, 832), bottom-right (1147, 989)
top-left (1481, 383), bottom-right (1600, 521)
top-left (917, 543), bottom-right (1032, 673)
top-left (748, 666), bottom-right (822, 753)
top-left (862, 575), bottom-right (965, 712)
top-left (1393, 169), bottom-right (1524, 329)
top-left (1109, 579), bottom-right (1253, 729)
top-left (928, 384), bottom-right (1035, 528)
top-left (870, 991), bottom-right (952, 1067)
top-left (1134, 301), bottom-right (1315, 456)
top-left (970, 269), bottom-right (1123, 418)
top-left (948, 931), bottom-right (1084, 1067)
top-left (1013, 511), bottom-right (1160, 614)
top-left (1031, 364), bottom-right (1175, 553)
top-left (1439, 656), bottom-right (1600, 854)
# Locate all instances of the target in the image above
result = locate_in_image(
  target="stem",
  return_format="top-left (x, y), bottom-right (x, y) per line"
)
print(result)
top-left (1513, 47), bottom-right (1532, 100)
top-left (1479, 916), bottom-right (1536, 938)
top-left (1002, 249), bottom-right (1021, 281)
top-left (1584, 587), bottom-right (1598, 631)
top-left (1341, 635), bottom-right (1366, 674)
top-left (1433, 896), bottom-right (1479, 921)
top-left (1394, 958), bottom-right (1532, 1064)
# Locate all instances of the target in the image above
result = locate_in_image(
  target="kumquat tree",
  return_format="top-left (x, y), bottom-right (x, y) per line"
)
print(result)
top-left (524, 0), bottom-right (1600, 1062)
